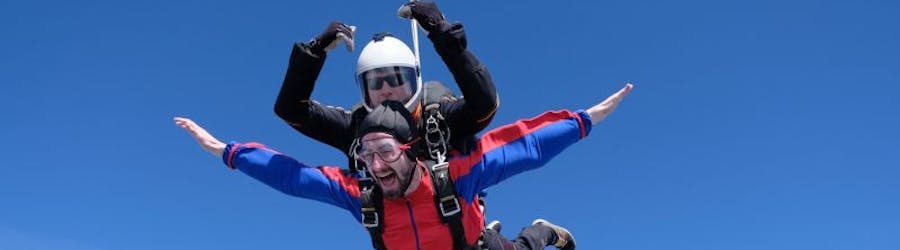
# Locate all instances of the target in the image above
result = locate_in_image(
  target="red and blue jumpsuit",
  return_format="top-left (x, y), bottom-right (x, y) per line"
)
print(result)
top-left (223, 110), bottom-right (592, 249)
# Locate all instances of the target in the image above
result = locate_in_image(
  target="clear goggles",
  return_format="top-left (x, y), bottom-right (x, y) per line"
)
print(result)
top-left (353, 137), bottom-right (417, 165)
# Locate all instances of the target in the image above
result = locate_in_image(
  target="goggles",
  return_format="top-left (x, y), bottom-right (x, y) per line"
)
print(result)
top-left (353, 137), bottom-right (417, 165)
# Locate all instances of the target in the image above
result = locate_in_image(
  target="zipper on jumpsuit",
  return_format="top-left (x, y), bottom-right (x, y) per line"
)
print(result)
top-left (405, 199), bottom-right (422, 250)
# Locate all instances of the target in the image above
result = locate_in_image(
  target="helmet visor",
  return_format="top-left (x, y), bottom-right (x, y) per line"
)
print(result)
top-left (357, 66), bottom-right (418, 108)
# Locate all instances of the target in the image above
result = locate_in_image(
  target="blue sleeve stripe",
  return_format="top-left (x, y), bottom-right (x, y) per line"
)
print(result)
top-left (224, 142), bottom-right (361, 220)
top-left (450, 110), bottom-right (590, 203)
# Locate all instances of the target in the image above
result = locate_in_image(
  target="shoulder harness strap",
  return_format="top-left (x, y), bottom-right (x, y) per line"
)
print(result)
top-left (424, 104), bottom-right (469, 250)
top-left (359, 175), bottom-right (386, 249)
top-left (350, 139), bottom-right (388, 250)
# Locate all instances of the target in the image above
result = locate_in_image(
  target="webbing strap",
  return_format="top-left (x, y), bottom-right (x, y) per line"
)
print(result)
top-left (359, 175), bottom-right (386, 250)
top-left (422, 104), bottom-right (471, 249)
top-left (428, 160), bottom-right (469, 249)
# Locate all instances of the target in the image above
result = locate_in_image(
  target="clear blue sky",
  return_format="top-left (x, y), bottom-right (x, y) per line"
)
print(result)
top-left (2, 0), bottom-right (899, 249)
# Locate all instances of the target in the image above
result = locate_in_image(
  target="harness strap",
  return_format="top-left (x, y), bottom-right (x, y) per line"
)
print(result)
top-left (359, 173), bottom-right (387, 249)
top-left (423, 103), bottom-right (470, 249)
top-left (428, 160), bottom-right (469, 250)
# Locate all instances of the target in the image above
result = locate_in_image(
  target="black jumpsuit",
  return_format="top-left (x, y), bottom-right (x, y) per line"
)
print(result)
top-left (274, 22), bottom-right (498, 160)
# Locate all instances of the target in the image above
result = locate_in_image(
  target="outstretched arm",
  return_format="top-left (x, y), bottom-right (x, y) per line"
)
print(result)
top-left (174, 117), bottom-right (225, 157)
top-left (587, 83), bottom-right (633, 124)
top-left (451, 83), bottom-right (634, 197)
top-left (173, 117), bottom-right (362, 216)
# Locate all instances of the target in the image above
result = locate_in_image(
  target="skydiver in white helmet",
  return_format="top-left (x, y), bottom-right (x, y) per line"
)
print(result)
top-left (273, 1), bottom-right (498, 160)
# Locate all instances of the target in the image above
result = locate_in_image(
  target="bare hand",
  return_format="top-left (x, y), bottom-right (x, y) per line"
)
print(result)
top-left (587, 83), bottom-right (633, 124)
top-left (174, 117), bottom-right (226, 157)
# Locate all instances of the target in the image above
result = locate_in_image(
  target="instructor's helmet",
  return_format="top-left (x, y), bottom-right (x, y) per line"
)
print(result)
top-left (356, 33), bottom-right (422, 111)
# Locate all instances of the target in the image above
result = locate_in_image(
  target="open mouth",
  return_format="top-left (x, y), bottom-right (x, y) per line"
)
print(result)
top-left (376, 171), bottom-right (397, 187)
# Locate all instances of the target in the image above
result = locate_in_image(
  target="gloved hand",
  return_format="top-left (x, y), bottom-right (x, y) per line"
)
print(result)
top-left (309, 21), bottom-right (356, 54)
top-left (397, 1), bottom-right (449, 34)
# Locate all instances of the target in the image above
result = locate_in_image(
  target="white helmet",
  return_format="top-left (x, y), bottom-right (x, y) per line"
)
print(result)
top-left (356, 33), bottom-right (422, 111)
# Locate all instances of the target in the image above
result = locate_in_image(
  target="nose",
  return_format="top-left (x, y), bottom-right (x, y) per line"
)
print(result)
top-left (378, 85), bottom-right (393, 97)
top-left (368, 158), bottom-right (388, 172)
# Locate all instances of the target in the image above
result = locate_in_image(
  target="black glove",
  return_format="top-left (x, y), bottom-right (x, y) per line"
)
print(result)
top-left (308, 21), bottom-right (356, 54)
top-left (397, 1), bottom-right (450, 34)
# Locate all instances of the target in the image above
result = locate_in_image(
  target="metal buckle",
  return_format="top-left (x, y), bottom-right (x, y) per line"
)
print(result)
top-left (425, 116), bottom-right (443, 145)
top-left (439, 195), bottom-right (461, 217)
top-left (431, 162), bottom-right (450, 180)
top-left (362, 207), bottom-right (379, 228)
top-left (431, 161), bottom-right (449, 172)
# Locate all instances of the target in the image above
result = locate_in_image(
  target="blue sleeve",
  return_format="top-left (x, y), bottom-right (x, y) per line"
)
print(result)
top-left (450, 110), bottom-right (592, 202)
top-left (222, 142), bottom-right (362, 220)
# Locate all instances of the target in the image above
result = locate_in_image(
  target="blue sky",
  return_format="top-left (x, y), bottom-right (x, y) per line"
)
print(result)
top-left (2, 0), bottom-right (899, 249)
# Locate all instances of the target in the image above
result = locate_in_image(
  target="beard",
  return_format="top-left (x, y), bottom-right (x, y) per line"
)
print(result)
top-left (380, 160), bottom-right (417, 199)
